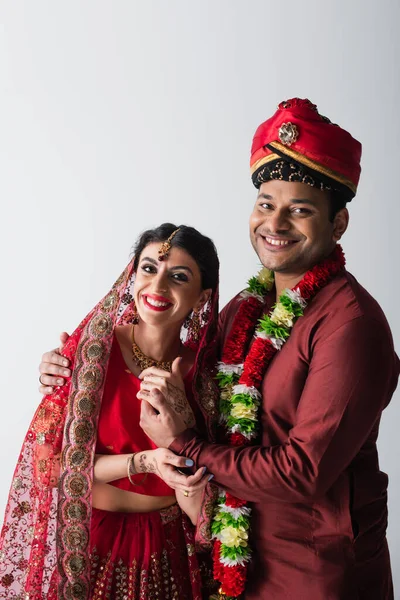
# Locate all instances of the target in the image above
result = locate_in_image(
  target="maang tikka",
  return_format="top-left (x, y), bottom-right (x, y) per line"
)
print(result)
top-left (158, 228), bottom-right (180, 261)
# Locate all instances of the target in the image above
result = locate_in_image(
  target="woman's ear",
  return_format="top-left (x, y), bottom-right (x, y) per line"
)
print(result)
top-left (194, 289), bottom-right (212, 312)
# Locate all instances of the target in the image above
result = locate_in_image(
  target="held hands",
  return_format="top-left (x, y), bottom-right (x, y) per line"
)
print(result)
top-left (38, 332), bottom-right (71, 394)
top-left (135, 448), bottom-right (211, 497)
top-left (138, 357), bottom-right (196, 447)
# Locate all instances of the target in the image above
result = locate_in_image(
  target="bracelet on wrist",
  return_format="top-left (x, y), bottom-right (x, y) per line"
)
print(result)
top-left (127, 453), bottom-right (148, 486)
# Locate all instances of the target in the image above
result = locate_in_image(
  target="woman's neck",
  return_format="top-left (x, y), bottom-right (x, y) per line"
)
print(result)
top-left (133, 322), bottom-right (182, 362)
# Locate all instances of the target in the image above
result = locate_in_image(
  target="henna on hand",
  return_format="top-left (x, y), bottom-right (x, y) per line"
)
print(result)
top-left (165, 381), bottom-right (195, 428)
top-left (138, 453), bottom-right (160, 476)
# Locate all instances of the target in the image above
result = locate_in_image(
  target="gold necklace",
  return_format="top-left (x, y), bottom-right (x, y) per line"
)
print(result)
top-left (131, 327), bottom-right (173, 372)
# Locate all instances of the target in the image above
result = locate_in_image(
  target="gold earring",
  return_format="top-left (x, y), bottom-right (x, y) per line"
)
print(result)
top-left (126, 300), bottom-right (139, 324)
top-left (186, 310), bottom-right (201, 342)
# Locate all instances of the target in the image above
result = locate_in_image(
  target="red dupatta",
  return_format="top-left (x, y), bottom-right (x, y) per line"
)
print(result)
top-left (0, 258), bottom-right (220, 600)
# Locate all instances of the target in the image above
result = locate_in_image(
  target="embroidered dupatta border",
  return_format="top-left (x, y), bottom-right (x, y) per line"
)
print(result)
top-left (56, 264), bottom-right (133, 600)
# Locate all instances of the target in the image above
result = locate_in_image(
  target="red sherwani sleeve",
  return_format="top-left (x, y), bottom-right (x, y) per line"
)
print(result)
top-left (171, 315), bottom-right (398, 502)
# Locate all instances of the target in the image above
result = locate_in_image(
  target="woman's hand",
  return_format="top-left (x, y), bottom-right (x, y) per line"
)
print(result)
top-left (135, 448), bottom-right (210, 495)
top-left (136, 448), bottom-right (213, 525)
top-left (38, 332), bottom-right (71, 394)
top-left (138, 358), bottom-right (196, 432)
top-left (139, 357), bottom-right (185, 394)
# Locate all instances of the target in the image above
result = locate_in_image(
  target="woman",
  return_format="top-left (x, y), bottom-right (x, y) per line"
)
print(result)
top-left (0, 223), bottom-right (220, 600)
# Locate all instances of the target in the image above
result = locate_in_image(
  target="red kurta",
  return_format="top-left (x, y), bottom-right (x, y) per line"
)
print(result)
top-left (171, 271), bottom-right (399, 599)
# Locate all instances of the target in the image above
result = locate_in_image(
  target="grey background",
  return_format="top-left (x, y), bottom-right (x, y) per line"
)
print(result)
top-left (0, 0), bottom-right (399, 593)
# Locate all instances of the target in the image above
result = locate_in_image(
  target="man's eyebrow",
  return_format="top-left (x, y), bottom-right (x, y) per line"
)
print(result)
top-left (256, 192), bottom-right (317, 207)
top-left (291, 198), bottom-right (318, 207)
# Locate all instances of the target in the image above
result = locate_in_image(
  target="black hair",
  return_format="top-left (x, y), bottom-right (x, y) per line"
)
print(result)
top-left (329, 191), bottom-right (347, 222)
top-left (133, 223), bottom-right (219, 291)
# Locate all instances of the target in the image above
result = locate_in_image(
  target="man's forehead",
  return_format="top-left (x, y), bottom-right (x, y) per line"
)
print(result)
top-left (257, 180), bottom-right (327, 204)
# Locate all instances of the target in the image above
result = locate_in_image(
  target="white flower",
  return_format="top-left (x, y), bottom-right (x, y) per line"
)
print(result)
top-left (240, 290), bottom-right (264, 303)
top-left (229, 425), bottom-right (257, 439)
top-left (232, 384), bottom-right (261, 400)
top-left (220, 525), bottom-right (249, 548)
top-left (270, 303), bottom-right (295, 328)
top-left (257, 267), bottom-right (274, 289)
top-left (256, 331), bottom-right (285, 350)
top-left (285, 288), bottom-right (307, 308)
top-left (218, 363), bottom-right (244, 376)
top-left (219, 554), bottom-right (251, 566)
top-left (230, 403), bottom-right (258, 420)
top-left (219, 504), bottom-right (252, 519)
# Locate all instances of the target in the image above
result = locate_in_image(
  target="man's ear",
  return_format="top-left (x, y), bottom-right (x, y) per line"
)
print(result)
top-left (332, 208), bottom-right (349, 241)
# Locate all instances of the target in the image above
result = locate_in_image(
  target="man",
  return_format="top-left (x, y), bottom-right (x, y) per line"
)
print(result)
top-left (40, 98), bottom-right (398, 599)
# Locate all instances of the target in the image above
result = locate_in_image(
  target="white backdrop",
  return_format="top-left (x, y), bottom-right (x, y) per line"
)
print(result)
top-left (1, 0), bottom-right (399, 593)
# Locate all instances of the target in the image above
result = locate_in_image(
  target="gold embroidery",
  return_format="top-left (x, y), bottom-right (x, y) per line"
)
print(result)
top-left (64, 553), bottom-right (86, 577)
top-left (197, 370), bottom-right (219, 418)
top-left (82, 340), bottom-right (105, 363)
top-left (74, 392), bottom-right (96, 417)
top-left (88, 543), bottom-right (194, 599)
top-left (57, 262), bottom-right (130, 596)
top-left (64, 473), bottom-right (89, 498)
top-left (72, 420), bottom-right (95, 445)
top-left (63, 525), bottom-right (88, 552)
top-left (12, 478), bottom-right (22, 490)
top-left (78, 365), bottom-right (103, 391)
top-left (102, 292), bottom-right (118, 312)
top-left (38, 458), bottom-right (48, 473)
top-left (159, 503), bottom-right (180, 525)
top-left (66, 445), bottom-right (91, 471)
top-left (63, 499), bottom-right (88, 523)
top-left (269, 140), bottom-right (357, 193)
top-left (65, 579), bottom-right (88, 600)
top-left (31, 400), bottom-right (64, 441)
top-left (89, 314), bottom-right (113, 338)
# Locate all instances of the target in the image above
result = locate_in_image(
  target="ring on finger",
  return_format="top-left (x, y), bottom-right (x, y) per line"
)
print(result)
top-left (183, 490), bottom-right (189, 497)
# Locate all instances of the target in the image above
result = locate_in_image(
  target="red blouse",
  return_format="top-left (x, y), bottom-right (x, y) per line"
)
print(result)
top-left (96, 335), bottom-right (199, 496)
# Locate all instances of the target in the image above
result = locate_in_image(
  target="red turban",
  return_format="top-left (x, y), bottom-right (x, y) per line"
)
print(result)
top-left (250, 98), bottom-right (362, 200)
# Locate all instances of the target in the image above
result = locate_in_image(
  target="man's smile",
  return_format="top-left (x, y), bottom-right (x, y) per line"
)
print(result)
top-left (259, 235), bottom-right (299, 251)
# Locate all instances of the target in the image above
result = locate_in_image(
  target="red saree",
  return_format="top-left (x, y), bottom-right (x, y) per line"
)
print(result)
top-left (0, 259), bottom-right (220, 600)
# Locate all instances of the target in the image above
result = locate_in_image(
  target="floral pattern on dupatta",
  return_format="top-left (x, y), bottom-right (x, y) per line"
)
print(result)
top-left (0, 263), bottom-right (133, 600)
top-left (0, 256), bottom-right (222, 600)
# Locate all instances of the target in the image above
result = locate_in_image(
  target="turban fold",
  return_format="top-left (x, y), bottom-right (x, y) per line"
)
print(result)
top-left (250, 98), bottom-right (362, 201)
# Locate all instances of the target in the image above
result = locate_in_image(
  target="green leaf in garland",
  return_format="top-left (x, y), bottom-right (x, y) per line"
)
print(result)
top-left (219, 397), bottom-right (232, 416)
top-left (280, 293), bottom-right (304, 317)
top-left (220, 544), bottom-right (250, 560)
top-left (216, 371), bottom-right (239, 387)
top-left (258, 314), bottom-right (291, 340)
top-left (227, 416), bottom-right (258, 433)
top-left (230, 393), bottom-right (259, 407)
top-left (247, 275), bottom-right (269, 297)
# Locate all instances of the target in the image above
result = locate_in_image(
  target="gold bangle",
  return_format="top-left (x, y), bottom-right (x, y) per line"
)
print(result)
top-left (127, 453), bottom-right (148, 486)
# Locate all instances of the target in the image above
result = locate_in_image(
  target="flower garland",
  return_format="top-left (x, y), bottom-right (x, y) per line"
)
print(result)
top-left (211, 245), bottom-right (345, 599)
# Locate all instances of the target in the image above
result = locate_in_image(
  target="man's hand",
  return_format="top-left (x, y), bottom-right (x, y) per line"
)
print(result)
top-left (138, 357), bottom-right (195, 447)
top-left (38, 332), bottom-right (71, 394)
top-left (135, 448), bottom-right (210, 495)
